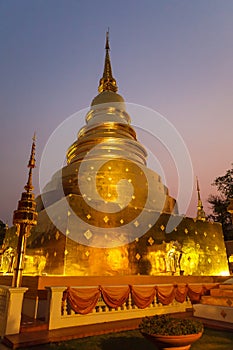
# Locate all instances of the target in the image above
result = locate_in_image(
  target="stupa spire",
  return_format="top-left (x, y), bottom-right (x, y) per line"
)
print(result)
top-left (98, 30), bottom-right (118, 93)
top-left (24, 133), bottom-right (36, 193)
top-left (12, 134), bottom-right (38, 287)
top-left (196, 176), bottom-right (206, 221)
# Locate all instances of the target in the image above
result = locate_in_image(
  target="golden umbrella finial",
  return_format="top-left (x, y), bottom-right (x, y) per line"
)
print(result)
top-left (98, 30), bottom-right (118, 93)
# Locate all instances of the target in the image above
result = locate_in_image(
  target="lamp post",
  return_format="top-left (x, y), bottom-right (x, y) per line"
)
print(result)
top-left (12, 135), bottom-right (38, 288)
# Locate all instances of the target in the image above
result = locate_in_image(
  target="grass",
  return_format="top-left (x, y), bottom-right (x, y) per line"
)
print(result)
top-left (20, 327), bottom-right (233, 350)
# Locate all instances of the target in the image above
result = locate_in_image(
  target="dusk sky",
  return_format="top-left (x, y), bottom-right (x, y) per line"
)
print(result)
top-left (1, 0), bottom-right (233, 225)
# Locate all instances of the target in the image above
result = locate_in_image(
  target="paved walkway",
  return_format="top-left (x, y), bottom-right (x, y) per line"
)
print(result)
top-left (2, 312), bottom-right (233, 349)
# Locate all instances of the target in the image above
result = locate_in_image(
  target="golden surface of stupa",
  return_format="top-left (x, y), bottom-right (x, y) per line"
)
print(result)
top-left (2, 33), bottom-right (229, 277)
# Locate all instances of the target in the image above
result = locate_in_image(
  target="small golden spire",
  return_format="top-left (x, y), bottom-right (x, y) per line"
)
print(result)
top-left (12, 134), bottom-right (38, 287)
top-left (98, 30), bottom-right (118, 93)
top-left (196, 176), bottom-right (206, 221)
top-left (24, 133), bottom-right (36, 193)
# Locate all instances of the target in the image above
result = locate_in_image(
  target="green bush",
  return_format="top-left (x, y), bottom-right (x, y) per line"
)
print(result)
top-left (139, 314), bottom-right (203, 336)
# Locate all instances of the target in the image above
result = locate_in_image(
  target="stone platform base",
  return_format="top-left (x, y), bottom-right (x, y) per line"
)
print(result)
top-left (193, 304), bottom-right (233, 323)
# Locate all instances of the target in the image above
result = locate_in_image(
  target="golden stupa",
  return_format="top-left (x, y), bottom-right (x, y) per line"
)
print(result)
top-left (3, 33), bottom-right (229, 277)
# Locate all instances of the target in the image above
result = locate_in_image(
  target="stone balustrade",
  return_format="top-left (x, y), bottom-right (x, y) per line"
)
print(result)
top-left (46, 284), bottom-right (194, 330)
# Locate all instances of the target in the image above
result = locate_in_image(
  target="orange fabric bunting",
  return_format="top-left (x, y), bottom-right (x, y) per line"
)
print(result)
top-left (64, 287), bottom-right (100, 315)
top-left (156, 285), bottom-right (176, 305)
top-left (100, 285), bottom-right (130, 308)
top-left (175, 284), bottom-right (188, 303)
top-left (187, 284), bottom-right (203, 303)
top-left (131, 285), bottom-right (156, 308)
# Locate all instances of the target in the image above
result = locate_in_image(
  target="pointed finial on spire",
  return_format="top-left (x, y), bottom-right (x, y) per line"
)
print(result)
top-left (24, 134), bottom-right (36, 193)
top-left (98, 30), bottom-right (118, 93)
top-left (105, 28), bottom-right (110, 50)
top-left (196, 176), bottom-right (206, 221)
top-left (196, 176), bottom-right (201, 201)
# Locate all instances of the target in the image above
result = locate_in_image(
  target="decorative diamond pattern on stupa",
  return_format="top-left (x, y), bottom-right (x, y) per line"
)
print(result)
top-left (160, 225), bottom-right (165, 231)
top-left (220, 309), bottom-right (227, 318)
top-left (135, 237), bottom-right (139, 242)
top-left (67, 210), bottom-right (71, 217)
top-left (184, 228), bottom-right (188, 234)
top-left (103, 215), bottom-right (109, 223)
top-left (66, 229), bottom-right (70, 235)
top-left (148, 237), bottom-right (154, 246)
top-left (85, 251), bottom-right (90, 257)
top-left (135, 253), bottom-right (141, 260)
top-left (215, 245), bottom-right (219, 251)
top-left (208, 258), bottom-right (211, 263)
top-left (204, 232), bottom-right (207, 237)
top-left (134, 220), bottom-right (139, 227)
top-left (64, 250), bottom-right (68, 255)
top-left (86, 214), bottom-right (91, 220)
top-left (195, 231), bottom-right (198, 235)
top-left (148, 224), bottom-right (152, 228)
top-left (84, 229), bottom-right (93, 240)
top-left (120, 219), bottom-right (124, 224)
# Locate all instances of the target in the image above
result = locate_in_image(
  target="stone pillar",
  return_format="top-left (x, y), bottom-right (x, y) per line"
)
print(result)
top-left (0, 285), bottom-right (28, 337)
top-left (45, 287), bottom-right (66, 330)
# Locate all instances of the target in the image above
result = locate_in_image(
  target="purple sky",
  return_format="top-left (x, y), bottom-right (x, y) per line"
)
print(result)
top-left (1, 0), bottom-right (233, 225)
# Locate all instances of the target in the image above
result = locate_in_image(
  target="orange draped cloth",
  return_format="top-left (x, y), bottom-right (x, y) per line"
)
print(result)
top-left (100, 285), bottom-right (130, 308)
top-left (63, 283), bottom-right (210, 314)
top-left (187, 284), bottom-right (203, 303)
top-left (156, 285), bottom-right (176, 305)
top-left (64, 287), bottom-right (100, 315)
top-left (203, 283), bottom-right (219, 294)
top-left (175, 284), bottom-right (188, 303)
top-left (131, 285), bottom-right (156, 308)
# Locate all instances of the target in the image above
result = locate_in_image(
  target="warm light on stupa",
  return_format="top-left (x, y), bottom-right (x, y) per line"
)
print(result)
top-left (1, 33), bottom-right (229, 278)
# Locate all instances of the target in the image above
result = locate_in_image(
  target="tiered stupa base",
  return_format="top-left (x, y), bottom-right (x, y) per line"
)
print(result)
top-left (193, 280), bottom-right (233, 324)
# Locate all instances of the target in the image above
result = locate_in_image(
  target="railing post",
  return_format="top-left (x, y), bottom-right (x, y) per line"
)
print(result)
top-left (0, 285), bottom-right (28, 337)
top-left (45, 287), bottom-right (66, 330)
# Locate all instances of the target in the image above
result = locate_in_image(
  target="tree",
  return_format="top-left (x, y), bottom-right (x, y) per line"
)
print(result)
top-left (208, 165), bottom-right (233, 241)
top-left (0, 220), bottom-right (7, 246)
